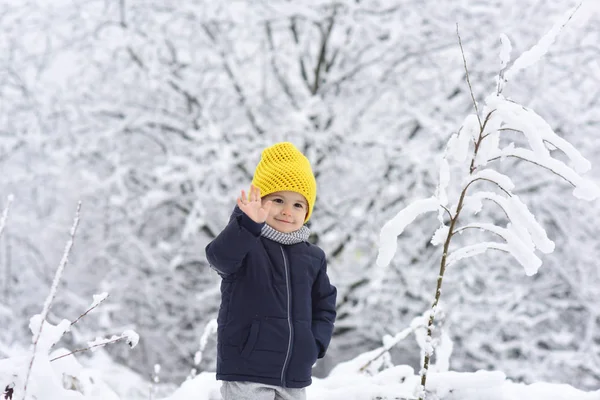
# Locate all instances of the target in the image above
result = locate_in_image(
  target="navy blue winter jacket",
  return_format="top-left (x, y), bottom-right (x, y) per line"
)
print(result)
top-left (205, 206), bottom-right (337, 388)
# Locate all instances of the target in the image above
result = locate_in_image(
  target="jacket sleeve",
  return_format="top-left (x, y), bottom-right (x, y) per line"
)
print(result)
top-left (311, 256), bottom-right (337, 359)
top-left (205, 206), bottom-right (264, 276)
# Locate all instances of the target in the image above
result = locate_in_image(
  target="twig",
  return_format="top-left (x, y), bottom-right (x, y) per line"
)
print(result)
top-left (359, 325), bottom-right (415, 373)
top-left (452, 225), bottom-right (505, 238)
top-left (49, 336), bottom-right (124, 362)
top-left (201, 23), bottom-right (264, 136)
top-left (47, 294), bottom-right (110, 352)
top-left (457, 24), bottom-right (482, 131)
top-left (465, 177), bottom-right (513, 197)
top-left (22, 202), bottom-right (81, 400)
top-left (440, 205), bottom-right (453, 222)
top-left (486, 154), bottom-right (577, 187)
top-left (70, 295), bottom-right (109, 327)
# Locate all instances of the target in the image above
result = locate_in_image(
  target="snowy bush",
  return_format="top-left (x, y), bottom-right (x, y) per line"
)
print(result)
top-left (0, 202), bottom-right (141, 400)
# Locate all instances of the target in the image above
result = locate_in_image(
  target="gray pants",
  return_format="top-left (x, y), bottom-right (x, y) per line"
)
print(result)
top-left (220, 381), bottom-right (306, 400)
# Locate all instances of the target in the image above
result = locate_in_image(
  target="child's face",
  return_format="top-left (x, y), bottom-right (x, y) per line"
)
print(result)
top-left (262, 191), bottom-right (308, 233)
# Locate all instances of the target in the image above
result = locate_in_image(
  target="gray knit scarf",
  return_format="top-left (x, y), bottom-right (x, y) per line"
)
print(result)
top-left (261, 224), bottom-right (310, 245)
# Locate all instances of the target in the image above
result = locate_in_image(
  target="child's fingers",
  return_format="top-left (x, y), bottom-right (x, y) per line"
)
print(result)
top-left (240, 189), bottom-right (247, 203)
top-left (252, 185), bottom-right (260, 203)
top-left (263, 200), bottom-right (273, 212)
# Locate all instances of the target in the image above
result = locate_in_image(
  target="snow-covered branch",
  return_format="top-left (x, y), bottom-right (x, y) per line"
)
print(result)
top-left (22, 201), bottom-right (81, 399)
top-left (0, 194), bottom-right (14, 240)
top-left (49, 330), bottom-right (139, 362)
top-left (377, 197), bottom-right (440, 268)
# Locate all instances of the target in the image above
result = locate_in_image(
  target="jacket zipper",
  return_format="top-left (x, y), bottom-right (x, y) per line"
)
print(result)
top-left (279, 246), bottom-right (293, 387)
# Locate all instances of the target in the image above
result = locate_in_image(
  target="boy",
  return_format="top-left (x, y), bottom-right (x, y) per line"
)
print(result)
top-left (206, 142), bottom-right (337, 400)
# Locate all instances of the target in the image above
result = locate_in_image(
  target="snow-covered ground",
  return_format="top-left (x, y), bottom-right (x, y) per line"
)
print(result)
top-left (2, 316), bottom-right (599, 400)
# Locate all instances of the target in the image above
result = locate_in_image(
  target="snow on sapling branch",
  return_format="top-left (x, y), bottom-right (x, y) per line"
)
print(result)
top-left (149, 364), bottom-right (161, 400)
top-left (0, 194), bottom-right (13, 241)
top-left (47, 292), bottom-right (140, 362)
top-left (49, 328), bottom-right (140, 363)
top-left (358, 307), bottom-right (449, 375)
top-left (376, 5), bottom-right (597, 400)
top-left (190, 318), bottom-right (218, 378)
top-left (21, 201), bottom-right (82, 400)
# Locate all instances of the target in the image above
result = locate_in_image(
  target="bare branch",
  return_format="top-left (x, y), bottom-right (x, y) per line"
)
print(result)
top-left (359, 325), bottom-right (415, 373)
top-left (70, 295), bottom-right (109, 327)
top-left (452, 224), bottom-right (505, 239)
top-left (119, 0), bottom-right (127, 28)
top-left (265, 21), bottom-right (299, 108)
top-left (312, 10), bottom-right (337, 94)
top-left (441, 205), bottom-right (453, 221)
top-left (49, 335), bottom-right (125, 362)
top-left (469, 110), bottom-right (496, 174)
top-left (290, 17), bottom-right (310, 90)
top-left (467, 177), bottom-right (513, 197)
top-left (0, 141), bottom-right (25, 164)
top-left (457, 24), bottom-right (482, 130)
top-left (201, 24), bottom-right (264, 136)
top-left (487, 155), bottom-right (577, 187)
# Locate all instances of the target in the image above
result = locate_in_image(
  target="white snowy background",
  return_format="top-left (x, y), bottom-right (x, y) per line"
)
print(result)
top-left (1, 0), bottom-right (600, 399)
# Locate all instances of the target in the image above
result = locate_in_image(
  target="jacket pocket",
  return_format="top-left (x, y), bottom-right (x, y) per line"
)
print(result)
top-left (241, 320), bottom-right (260, 358)
top-left (287, 320), bottom-right (318, 382)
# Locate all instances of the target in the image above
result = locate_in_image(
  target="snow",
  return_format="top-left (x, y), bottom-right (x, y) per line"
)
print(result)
top-left (377, 197), bottom-right (440, 268)
top-left (8, 306), bottom-right (599, 400)
top-left (494, 146), bottom-right (599, 201)
top-left (455, 222), bottom-right (543, 275)
top-left (465, 169), bottom-right (515, 192)
top-left (437, 158), bottom-right (450, 208)
top-left (486, 95), bottom-right (593, 174)
top-left (21, 202), bottom-right (81, 399)
top-left (498, 33), bottom-right (512, 69)
top-left (463, 191), bottom-right (555, 255)
top-left (35, 202), bottom-right (81, 344)
top-left (194, 319), bottom-right (218, 366)
top-left (0, 194), bottom-right (13, 238)
top-left (446, 115), bottom-right (478, 163)
top-left (0, 318), bottom-right (122, 400)
top-left (122, 330), bottom-right (140, 349)
top-left (90, 292), bottom-right (109, 308)
top-left (159, 356), bottom-right (600, 400)
top-left (88, 330), bottom-right (139, 351)
top-left (504, 5), bottom-right (581, 82)
top-left (28, 315), bottom-right (71, 353)
top-left (431, 224), bottom-right (449, 246)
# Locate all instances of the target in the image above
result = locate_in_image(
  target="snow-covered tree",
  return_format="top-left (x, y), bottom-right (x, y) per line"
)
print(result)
top-left (377, 5), bottom-right (600, 398)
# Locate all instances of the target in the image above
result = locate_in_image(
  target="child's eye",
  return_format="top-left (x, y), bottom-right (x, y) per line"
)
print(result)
top-left (294, 203), bottom-right (305, 209)
top-left (273, 198), bottom-right (284, 204)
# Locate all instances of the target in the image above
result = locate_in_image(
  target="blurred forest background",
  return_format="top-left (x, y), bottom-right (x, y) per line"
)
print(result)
top-left (1, 0), bottom-right (599, 391)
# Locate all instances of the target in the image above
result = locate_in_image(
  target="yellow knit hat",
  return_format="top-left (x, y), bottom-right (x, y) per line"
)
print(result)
top-left (252, 142), bottom-right (317, 222)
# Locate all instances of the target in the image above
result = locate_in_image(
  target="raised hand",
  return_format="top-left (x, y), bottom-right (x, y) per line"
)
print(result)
top-left (236, 184), bottom-right (273, 223)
